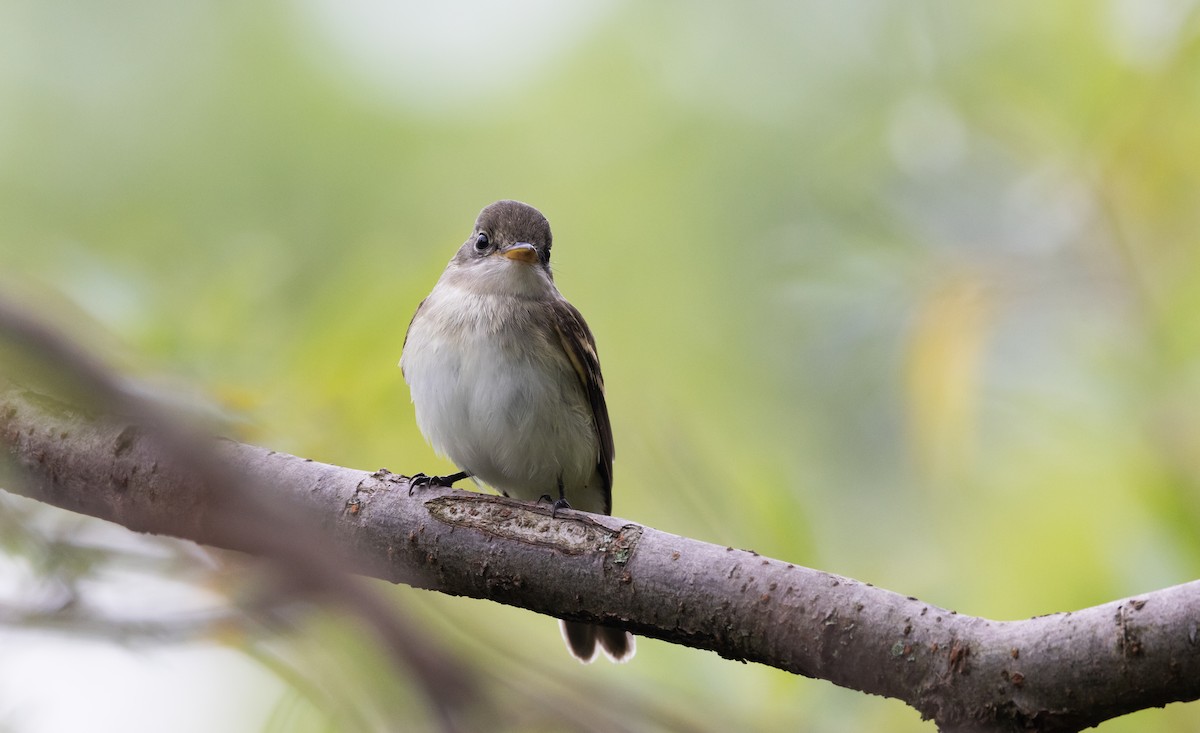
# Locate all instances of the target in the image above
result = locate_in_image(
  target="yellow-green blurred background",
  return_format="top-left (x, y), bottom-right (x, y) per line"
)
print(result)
top-left (3, 1), bottom-right (1200, 730)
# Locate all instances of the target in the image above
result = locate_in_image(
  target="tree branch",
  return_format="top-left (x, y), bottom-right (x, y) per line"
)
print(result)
top-left (1, 386), bottom-right (1197, 732)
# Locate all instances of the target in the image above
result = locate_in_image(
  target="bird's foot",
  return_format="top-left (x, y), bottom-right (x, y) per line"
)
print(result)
top-left (407, 471), bottom-right (470, 496)
top-left (537, 494), bottom-right (572, 518)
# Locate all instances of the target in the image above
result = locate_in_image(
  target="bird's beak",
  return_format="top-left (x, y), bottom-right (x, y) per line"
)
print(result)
top-left (501, 243), bottom-right (539, 264)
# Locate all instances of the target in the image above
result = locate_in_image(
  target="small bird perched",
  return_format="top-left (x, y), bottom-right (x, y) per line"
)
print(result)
top-left (399, 200), bottom-right (634, 663)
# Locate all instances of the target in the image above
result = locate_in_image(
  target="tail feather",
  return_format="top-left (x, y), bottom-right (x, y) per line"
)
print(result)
top-left (560, 620), bottom-right (636, 663)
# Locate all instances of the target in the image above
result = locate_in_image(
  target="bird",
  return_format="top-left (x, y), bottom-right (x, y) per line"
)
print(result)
top-left (399, 199), bottom-right (634, 663)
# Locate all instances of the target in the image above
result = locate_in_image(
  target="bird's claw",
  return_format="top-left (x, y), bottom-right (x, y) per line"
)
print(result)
top-left (408, 473), bottom-right (432, 495)
top-left (537, 494), bottom-right (572, 518)
top-left (406, 471), bottom-right (468, 496)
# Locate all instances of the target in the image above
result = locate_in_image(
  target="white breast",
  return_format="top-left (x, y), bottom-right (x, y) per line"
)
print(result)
top-left (401, 283), bottom-right (604, 511)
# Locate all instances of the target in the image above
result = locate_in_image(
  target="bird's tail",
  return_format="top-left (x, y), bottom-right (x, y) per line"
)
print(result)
top-left (559, 620), bottom-right (635, 663)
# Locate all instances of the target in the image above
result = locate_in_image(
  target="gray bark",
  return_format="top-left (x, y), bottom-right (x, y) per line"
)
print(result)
top-left (2, 386), bottom-right (1198, 732)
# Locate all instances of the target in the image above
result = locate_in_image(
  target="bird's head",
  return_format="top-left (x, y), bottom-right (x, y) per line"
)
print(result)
top-left (443, 200), bottom-right (556, 298)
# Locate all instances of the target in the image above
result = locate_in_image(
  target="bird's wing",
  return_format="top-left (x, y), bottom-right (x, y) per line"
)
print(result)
top-left (399, 297), bottom-right (427, 379)
top-left (552, 299), bottom-right (615, 512)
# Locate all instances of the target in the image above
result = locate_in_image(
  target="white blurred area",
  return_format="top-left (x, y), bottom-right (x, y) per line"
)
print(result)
top-left (0, 495), bottom-right (283, 732)
top-left (293, 0), bottom-right (619, 109)
top-left (0, 635), bottom-right (280, 733)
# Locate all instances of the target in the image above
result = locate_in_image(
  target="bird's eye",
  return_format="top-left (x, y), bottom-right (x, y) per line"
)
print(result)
top-left (474, 232), bottom-right (490, 252)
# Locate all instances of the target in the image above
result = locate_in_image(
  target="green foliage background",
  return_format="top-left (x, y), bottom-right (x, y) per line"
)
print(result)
top-left (3, 1), bottom-right (1200, 730)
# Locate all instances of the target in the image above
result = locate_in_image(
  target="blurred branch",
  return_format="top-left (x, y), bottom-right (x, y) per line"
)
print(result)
top-left (0, 295), bottom-right (479, 733)
top-left (2, 301), bottom-right (1199, 733)
top-left (2, 385), bottom-right (1199, 732)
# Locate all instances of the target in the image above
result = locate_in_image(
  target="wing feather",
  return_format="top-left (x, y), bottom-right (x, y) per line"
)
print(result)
top-left (399, 297), bottom-right (428, 379)
top-left (552, 299), bottom-right (614, 513)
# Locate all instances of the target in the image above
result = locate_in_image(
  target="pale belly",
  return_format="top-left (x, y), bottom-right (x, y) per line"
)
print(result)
top-left (402, 295), bottom-right (606, 512)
